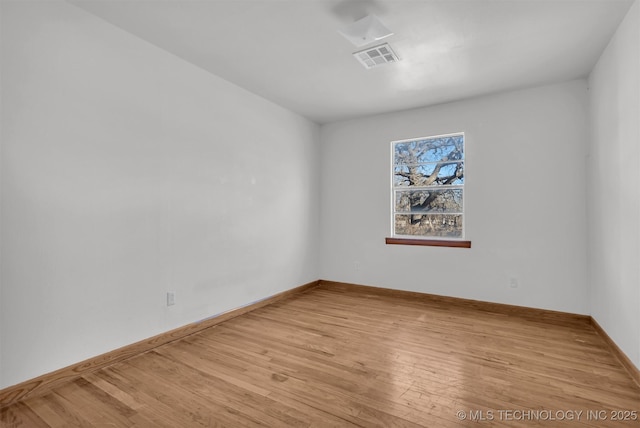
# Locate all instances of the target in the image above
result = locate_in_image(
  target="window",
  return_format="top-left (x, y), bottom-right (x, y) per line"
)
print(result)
top-left (390, 133), bottom-right (466, 244)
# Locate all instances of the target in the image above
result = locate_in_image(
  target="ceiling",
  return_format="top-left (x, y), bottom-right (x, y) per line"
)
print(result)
top-left (70, 0), bottom-right (633, 124)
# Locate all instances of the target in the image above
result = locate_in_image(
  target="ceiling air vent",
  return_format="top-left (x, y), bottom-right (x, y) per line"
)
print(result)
top-left (353, 43), bottom-right (400, 69)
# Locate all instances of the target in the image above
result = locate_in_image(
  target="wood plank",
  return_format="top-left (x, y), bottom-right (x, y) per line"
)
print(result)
top-left (385, 237), bottom-right (472, 248)
top-left (0, 280), bottom-right (320, 408)
top-left (2, 281), bottom-right (639, 427)
top-left (591, 317), bottom-right (640, 387)
top-left (320, 280), bottom-right (591, 327)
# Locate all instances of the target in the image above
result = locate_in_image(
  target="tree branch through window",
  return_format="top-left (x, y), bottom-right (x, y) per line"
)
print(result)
top-left (392, 133), bottom-right (465, 238)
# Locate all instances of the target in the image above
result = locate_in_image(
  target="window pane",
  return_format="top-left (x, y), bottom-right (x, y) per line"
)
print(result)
top-left (392, 133), bottom-right (464, 239)
top-left (393, 135), bottom-right (463, 166)
top-left (395, 188), bottom-right (463, 213)
top-left (393, 162), bottom-right (463, 187)
top-left (394, 214), bottom-right (463, 238)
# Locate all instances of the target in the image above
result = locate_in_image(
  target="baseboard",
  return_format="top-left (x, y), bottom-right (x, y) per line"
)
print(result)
top-left (318, 280), bottom-right (591, 328)
top-left (319, 280), bottom-right (640, 386)
top-left (590, 317), bottom-right (640, 387)
top-left (4, 279), bottom-right (637, 408)
top-left (0, 280), bottom-right (320, 408)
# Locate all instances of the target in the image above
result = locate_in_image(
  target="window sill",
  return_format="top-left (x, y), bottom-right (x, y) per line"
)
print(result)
top-left (385, 237), bottom-right (471, 248)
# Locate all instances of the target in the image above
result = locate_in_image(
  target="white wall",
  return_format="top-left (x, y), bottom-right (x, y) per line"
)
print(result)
top-left (1, 0), bottom-right (636, 392)
top-left (0, 1), bottom-right (320, 388)
top-left (320, 80), bottom-right (589, 315)
top-left (0, 1), bottom-right (3, 387)
top-left (588, 0), bottom-right (639, 370)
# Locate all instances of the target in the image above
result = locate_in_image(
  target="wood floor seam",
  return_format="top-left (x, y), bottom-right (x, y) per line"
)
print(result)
top-left (2, 281), bottom-right (638, 427)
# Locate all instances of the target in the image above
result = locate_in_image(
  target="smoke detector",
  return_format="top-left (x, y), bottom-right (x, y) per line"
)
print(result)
top-left (353, 43), bottom-right (400, 69)
top-left (338, 14), bottom-right (394, 47)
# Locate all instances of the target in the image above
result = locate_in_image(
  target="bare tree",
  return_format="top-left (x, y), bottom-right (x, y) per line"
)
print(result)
top-left (393, 136), bottom-right (464, 237)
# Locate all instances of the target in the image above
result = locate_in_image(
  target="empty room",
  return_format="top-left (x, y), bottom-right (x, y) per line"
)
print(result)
top-left (1, 0), bottom-right (639, 426)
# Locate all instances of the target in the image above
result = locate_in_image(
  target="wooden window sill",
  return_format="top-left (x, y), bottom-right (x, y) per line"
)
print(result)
top-left (385, 237), bottom-right (471, 248)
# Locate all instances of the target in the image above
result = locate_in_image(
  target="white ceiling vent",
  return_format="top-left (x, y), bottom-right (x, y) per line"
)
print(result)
top-left (353, 43), bottom-right (400, 69)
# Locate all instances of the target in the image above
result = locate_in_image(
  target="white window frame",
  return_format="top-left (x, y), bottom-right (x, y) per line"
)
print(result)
top-left (390, 132), bottom-right (466, 241)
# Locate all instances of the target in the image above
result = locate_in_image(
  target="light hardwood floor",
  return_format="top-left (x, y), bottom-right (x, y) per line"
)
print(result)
top-left (1, 282), bottom-right (639, 427)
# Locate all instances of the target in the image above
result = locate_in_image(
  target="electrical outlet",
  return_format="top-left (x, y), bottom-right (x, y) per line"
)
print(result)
top-left (509, 277), bottom-right (519, 289)
top-left (354, 261), bottom-right (361, 271)
top-left (167, 291), bottom-right (176, 306)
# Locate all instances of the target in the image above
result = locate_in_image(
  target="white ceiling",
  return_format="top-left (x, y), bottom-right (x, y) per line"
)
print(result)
top-left (70, 0), bottom-right (633, 124)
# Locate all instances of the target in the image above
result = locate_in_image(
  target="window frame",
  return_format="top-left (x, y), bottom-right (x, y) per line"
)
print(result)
top-left (388, 132), bottom-right (471, 248)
